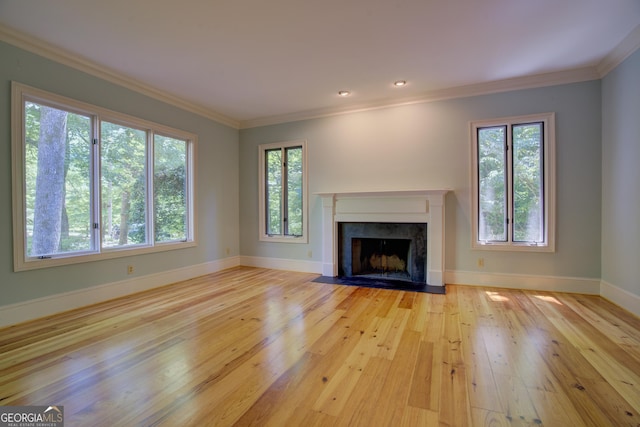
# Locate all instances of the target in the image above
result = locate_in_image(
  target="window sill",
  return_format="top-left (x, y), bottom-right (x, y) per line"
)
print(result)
top-left (14, 240), bottom-right (196, 272)
top-left (259, 234), bottom-right (308, 244)
top-left (472, 241), bottom-right (554, 253)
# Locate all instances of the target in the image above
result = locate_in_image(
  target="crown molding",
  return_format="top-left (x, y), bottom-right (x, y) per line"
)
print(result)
top-left (3, 22), bottom-right (628, 132)
top-left (239, 67), bottom-right (600, 129)
top-left (597, 24), bottom-right (640, 77)
top-left (0, 24), bottom-right (240, 129)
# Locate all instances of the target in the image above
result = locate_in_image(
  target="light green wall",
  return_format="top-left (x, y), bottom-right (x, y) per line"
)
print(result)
top-left (602, 48), bottom-right (640, 297)
top-left (240, 81), bottom-right (603, 281)
top-left (1, 37), bottom-right (619, 308)
top-left (0, 41), bottom-right (240, 306)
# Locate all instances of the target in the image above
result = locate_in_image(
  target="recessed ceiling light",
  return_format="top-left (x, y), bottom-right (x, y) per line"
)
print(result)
top-left (338, 90), bottom-right (351, 97)
top-left (393, 80), bottom-right (407, 87)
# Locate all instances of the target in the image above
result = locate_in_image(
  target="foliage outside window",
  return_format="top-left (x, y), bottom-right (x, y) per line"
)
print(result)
top-left (259, 140), bottom-right (308, 243)
top-left (12, 82), bottom-right (196, 271)
top-left (471, 113), bottom-right (555, 252)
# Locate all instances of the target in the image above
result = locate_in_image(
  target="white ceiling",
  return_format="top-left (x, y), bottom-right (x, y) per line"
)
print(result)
top-left (1, 0), bottom-right (639, 128)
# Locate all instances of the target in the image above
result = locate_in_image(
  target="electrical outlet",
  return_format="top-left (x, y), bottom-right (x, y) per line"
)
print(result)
top-left (307, 250), bottom-right (313, 258)
top-left (477, 258), bottom-right (484, 268)
top-left (225, 247), bottom-right (230, 255)
top-left (127, 265), bottom-right (134, 275)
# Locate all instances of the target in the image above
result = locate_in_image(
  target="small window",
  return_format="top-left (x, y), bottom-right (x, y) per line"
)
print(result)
top-left (12, 82), bottom-right (196, 271)
top-left (471, 113), bottom-right (555, 252)
top-left (258, 140), bottom-right (308, 243)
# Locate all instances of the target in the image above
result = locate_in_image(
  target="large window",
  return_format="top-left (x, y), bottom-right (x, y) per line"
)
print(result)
top-left (258, 140), bottom-right (308, 243)
top-left (12, 82), bottom-right (196, 271)
top-left (471, 113), bottom-right (555, 252)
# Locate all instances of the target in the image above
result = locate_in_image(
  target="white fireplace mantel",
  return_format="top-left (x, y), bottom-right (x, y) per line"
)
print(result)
top-left (316, 189), bottom-right (449, 287)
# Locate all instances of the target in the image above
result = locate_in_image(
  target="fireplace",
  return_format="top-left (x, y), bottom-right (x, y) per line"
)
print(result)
top-left (338, 222), bottom-right (427, 282)
top-left (316, 190), bottom-right (448, 287)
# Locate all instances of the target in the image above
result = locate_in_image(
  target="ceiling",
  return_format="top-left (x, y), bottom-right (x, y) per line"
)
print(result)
top-left (1, 0), bottom-right (639, 128)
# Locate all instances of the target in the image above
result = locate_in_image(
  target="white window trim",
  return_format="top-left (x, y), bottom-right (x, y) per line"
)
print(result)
top-left (11, 82), bottom-right (197, 271)
top-left (258, 139), bottom-right (308, 244)
top-left (470, 112), bottom-right (555, 252)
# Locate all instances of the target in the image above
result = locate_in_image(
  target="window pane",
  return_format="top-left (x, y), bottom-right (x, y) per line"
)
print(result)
top-left (25, 102), bottom-right (92, 257)
top-left (477, 126), bottom-right (507, 241)
top-left (266, 148), bottom-right (282, 235)
top-left (154, 135), bottom-right (187, 242)
top-left (286, 146), bottom-right (303, 236)
top-left (513, 123), bottom-right (544, 242)
top-left (101, 121), bottom-right (147, 247)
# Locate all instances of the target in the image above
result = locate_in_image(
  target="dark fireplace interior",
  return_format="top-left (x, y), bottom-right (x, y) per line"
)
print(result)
top-left (338, 222), bottom-right (427, 283)
top-left (352, 238), bottom-right (411, 280)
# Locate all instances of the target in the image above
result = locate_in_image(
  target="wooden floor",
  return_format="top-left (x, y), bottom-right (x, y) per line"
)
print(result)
top-left (2, 267), bottom-right (640, 426)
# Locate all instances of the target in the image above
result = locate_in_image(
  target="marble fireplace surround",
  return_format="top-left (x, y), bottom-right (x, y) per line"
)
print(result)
top-left (316, 190), bottom-right (448, 287)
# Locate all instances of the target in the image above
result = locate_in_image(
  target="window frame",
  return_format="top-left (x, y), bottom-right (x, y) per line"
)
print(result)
top-left (258, 139), bottom-right (308, 243)
top-left (11, 82), bottom-right (197, 271)
top-left (470, 112), bottom-right (555, 252)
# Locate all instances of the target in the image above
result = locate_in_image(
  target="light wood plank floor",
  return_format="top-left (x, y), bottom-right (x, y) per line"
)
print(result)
top-left (2, 267), bottom-right (640, 426)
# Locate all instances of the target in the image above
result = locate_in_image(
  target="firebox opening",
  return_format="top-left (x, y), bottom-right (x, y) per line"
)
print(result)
top-left (352, 238), bottom-right (411, 281)
top-left (338, 222), bottom-right (427, 283)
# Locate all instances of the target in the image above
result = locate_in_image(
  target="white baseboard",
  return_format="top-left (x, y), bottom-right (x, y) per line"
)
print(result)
top-left (4, 258), bottom-right (637, 328)
top-left (240, 255), bottom-right (323, 274)
top-left (0, 256), bottom-right (240, 328)
top-left (445, 270), bottom-right (601, 295)
top-left (600, 280), bottom-right (640, 318)
top-left (238, 260), bottom-right (603, 296)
